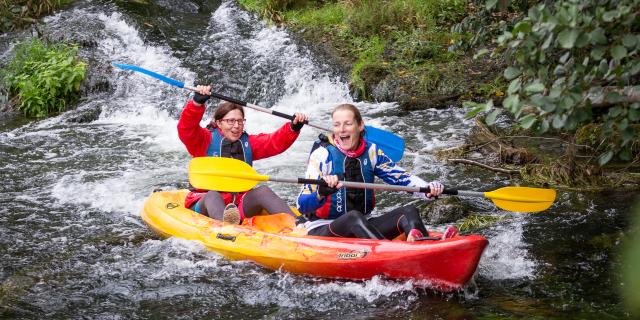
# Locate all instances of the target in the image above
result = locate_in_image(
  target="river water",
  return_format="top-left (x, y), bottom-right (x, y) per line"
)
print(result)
top-left (0, 1), bottom-right (636, 319)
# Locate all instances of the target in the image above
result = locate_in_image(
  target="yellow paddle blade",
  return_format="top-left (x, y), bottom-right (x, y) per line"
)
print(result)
top-left (188, 157), bottom-right (268, 192)
top-left (484, 187), bottom-right (557, 212)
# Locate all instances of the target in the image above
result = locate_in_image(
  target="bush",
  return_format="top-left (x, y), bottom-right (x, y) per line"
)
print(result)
top-left (467, 0), bottom-right (640, 165)
top-left (2, 38), bottom-right (86, 117)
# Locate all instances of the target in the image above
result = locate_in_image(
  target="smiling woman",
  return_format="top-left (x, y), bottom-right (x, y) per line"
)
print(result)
top-left (176, 84), bottom-right (310, 225)
top-left (297, 103), bottom-right (457, 242)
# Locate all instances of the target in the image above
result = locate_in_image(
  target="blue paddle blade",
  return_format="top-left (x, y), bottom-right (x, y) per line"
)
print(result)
top-left (112, 63), bottom-right (185, 88)
top-left (364, 125), bottom-right (405, 162)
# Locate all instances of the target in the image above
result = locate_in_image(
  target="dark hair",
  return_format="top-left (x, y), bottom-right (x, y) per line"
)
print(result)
top-left (214, 101), bottom-right (245, 120)
top-left (331, 103), bottom-right (363, 126)
top-left (209, 101), bottom-right (245, 128)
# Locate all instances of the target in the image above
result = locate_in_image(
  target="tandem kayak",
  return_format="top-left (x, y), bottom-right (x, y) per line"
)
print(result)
top-left (140, 189), bottom-right (488, 292)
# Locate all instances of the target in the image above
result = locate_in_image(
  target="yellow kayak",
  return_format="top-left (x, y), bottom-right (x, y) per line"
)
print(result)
top-left (141, 189), bottom-right (488, 292)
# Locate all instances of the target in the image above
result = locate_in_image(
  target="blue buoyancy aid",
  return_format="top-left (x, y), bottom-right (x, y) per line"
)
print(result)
top-left (317, 142), bottom-right (375, 219)
top-left (205, 129), bottom-right (253, 166)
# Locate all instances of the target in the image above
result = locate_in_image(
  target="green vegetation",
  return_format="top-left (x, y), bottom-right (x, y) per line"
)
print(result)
top-left (237, 0), bottom-right (470, 102)
top-left (465, 0), bottom-right (640, 165)
top-left (621, 202), bottom-right (640, 317)
top-left (1, 0), bottom-right (74, 32)
top-left (457, 214), bottom-right (508, 233)
top-left (1, 38), bottom-right (86, 117)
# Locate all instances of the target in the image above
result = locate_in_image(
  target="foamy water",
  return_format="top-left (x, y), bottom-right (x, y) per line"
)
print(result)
top-left (0, 1), bottom-right (544, 317)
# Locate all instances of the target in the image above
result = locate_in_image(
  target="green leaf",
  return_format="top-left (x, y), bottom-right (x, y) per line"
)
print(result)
top-left (528, 5), bottom-right (541, 21)
top-left (524, 82), bottom-right (545, 94)
top-left (575, 32), bottom-right (590, 48)
top-left (549, 86), bottom-right (563, 99)
top-left (485, 109), bottom-right (500, 125)
top-left (507, 78), bottom-right (522, 94)
top-left (602, 10), bottom-right (618, 22)
top-left (484, 99), bottom-right (495, 112)
top-left (598, 59), bottom-right (608, 74)
top-left (591, 47), bottom-right (605, 60)
top-left (619, 118), bottom-right (629, 131)
top-left (519, 114), bottom-right (537, 129)
top-left (598, 150), bottom-right (614, 165)
top-left (609, 106), bottom-right (623, 117)
top-left (629, 108), bottom-right (640, 121)
top-left (513, 21), bottom-right (532, 35)
top-left (589, 28), bottom-right (607, 45)
top-left (558, 29), bottom-right (580, 49)
top-left (503, 95), bottom-right (521, 112)
top-left (552, 114), bottom-right (567, 128)
top-left (622, 34), bottom-right (637, 48)
top-left (611, 46), bottom-right (628, 60)
top-left (504, 67), bottom-right (521, 80)
top-left (541, 34), bottom-right (554, 50)
top-left (540, 100), bottom-right (556, 113)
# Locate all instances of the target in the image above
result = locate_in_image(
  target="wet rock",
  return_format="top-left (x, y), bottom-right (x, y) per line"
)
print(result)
top-left (419, 197), bottom-right (468, 224)
top-left (64, 104), bottom-right (102, 123)
top-left (46, 19), bottom-right (100, 49)
top-left (79, 57), bottom-right (112, 96)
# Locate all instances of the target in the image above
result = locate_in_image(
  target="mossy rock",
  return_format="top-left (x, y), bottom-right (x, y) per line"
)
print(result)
top-left (419, 196), bottom-right (468, 224)
top-left (358, 63), bottom-right (389, 89)
top-left (575, 123), bottom-right (604, 149)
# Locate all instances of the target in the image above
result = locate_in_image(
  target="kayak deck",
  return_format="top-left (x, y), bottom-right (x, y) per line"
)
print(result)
top-left (140, 190), bottom-right (488, 292)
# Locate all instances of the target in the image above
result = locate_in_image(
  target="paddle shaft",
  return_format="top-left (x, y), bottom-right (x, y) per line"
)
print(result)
top-left (270, 176), bottom-right (470, 195)
top-left (112, 63), bottom-right (405, 162)
top-left (183, 85), bottom-right (331, 131)
top-left (274, 177), bottom-right (542, 202)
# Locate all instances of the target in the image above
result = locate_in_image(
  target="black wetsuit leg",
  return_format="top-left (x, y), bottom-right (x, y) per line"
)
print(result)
top-left (368, 205), bottom-right (428, 239)
top-left (307, 210), bottom-right (384, 239)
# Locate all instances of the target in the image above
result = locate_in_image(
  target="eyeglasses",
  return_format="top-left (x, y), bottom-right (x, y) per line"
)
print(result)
top-left (219, 118), bottom-right (246, 125)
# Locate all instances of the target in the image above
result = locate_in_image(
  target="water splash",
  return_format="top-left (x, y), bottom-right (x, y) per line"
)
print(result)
top-left (479, 216), bottom-right (537, 280)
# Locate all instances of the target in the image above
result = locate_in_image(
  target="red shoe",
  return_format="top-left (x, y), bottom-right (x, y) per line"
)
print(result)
top-left (406, 229), bottom-right (424, 242)
top-left (441, 226), bottom-right (458, 240)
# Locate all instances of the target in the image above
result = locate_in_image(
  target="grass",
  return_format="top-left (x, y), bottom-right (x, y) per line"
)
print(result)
top-left (457, 214), bottom-right (508, 233)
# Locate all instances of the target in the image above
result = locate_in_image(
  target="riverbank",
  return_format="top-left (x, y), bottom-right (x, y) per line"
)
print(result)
top-left (237, 0), bottom-right (506, 110)
top-left (237, 0), bottom-right (640, 191)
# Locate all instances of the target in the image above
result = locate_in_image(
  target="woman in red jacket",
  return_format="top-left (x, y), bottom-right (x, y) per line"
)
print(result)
top-left (178, 85), bottom-right (308, 224)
